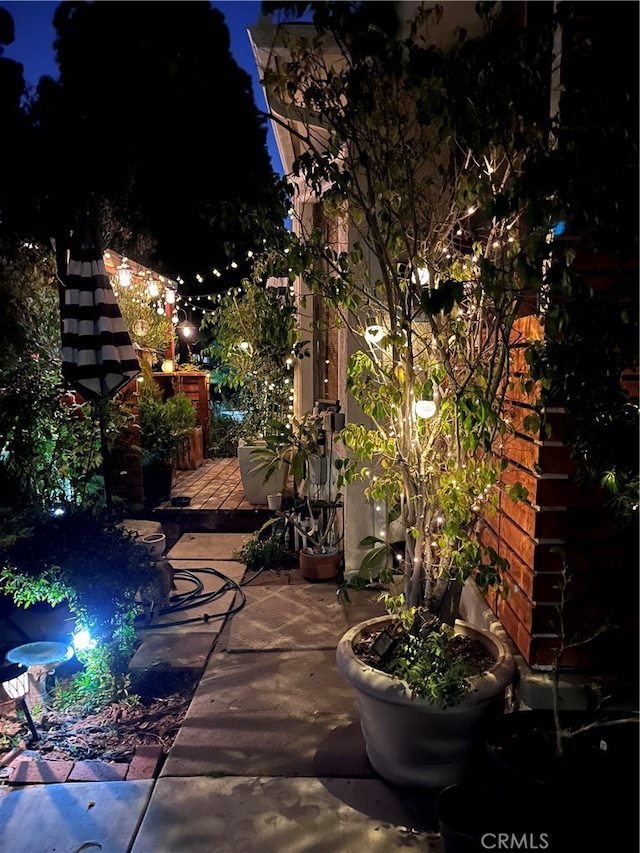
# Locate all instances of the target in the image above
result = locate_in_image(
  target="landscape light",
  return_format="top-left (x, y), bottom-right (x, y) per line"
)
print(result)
top-left (1, 663), bottom-right (39, 742)
top-left (72, 629), bottom-right (94, 653)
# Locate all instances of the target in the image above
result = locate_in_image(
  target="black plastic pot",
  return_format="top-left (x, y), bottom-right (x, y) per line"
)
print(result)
top-left (436, 785), bottom-right (489, 853)
top-left (482, 710), bottom-right (639, 848)
top-left (142, 462), bottom-right (173, 507)
top-left (436, 783), bottom-right (544, 853)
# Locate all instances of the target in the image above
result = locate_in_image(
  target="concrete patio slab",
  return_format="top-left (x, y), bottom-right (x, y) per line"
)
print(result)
top-left (168, 558), bottom-right (247, 583)
top-left (167, 532), bottom-right (251, 561)
top-left (161, 650), bottom-right (369, 778)
top-left (227, 585), bottom-right (348, 651)
top-left (131, 776), bottom-right (441, 853)
top-left (0, 779), bottom-right (153, 853)
top-left (129, 630), bottom-right (217, 671)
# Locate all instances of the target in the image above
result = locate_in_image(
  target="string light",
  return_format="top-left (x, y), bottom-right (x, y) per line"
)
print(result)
top-left (415, 400), bottom-right (437, 418)
top-left (411, 266), bottom-right (430, 287)
top-left (365, 325), bottom-right (385, 344)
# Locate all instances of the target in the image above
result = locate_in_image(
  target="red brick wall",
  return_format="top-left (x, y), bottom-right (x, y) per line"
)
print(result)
top-left (483, 313), bottom-right (638, 671)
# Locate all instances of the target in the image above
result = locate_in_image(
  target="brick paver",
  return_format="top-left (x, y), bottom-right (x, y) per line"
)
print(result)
top-left (126, 745), bottom-right (164, 780)
top-left (68, 760), bottom-right (128, 782)
top-left (9, 758), bottom-right (74, 785)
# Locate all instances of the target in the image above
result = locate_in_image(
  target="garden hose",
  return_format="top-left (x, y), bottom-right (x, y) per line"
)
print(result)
top-left (135, 566), bottom-right (246, 629)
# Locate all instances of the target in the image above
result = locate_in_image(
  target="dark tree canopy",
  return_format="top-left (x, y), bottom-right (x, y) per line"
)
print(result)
top-left (0, 6), bottom-right (31, 238)
top-left (15, 1), bottom-right (288, 292)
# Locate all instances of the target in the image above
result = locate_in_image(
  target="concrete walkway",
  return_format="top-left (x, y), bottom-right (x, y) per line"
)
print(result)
top-left (0, 532), bottom-right (443, 853)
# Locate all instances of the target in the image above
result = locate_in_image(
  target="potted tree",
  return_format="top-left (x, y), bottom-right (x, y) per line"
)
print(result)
top-left (255, 2), bottom-right (566, 784)
top-left (200, 280), bottom-right (308, 504)
top-left (252, 412), bottom-right (344, 580)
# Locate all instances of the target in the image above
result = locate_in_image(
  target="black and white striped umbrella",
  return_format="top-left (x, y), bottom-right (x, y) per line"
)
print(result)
top-left (59, 215), bottom-right (140, 400)
top-left (57, 215), bottom-right (140, 508)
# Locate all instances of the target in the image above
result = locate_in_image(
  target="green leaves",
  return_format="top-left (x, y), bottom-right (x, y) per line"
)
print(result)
top-left (507, 482), bottom-right (529, 504)
top-left (386, 622), bottom-right (475, 707)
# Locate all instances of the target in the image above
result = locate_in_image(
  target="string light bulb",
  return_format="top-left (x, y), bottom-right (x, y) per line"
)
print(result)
top-left (364, 325), bottom-right (385, 344)
top-left (415, 399), bottom-right (437, 419)
top-left (411, 266), bottom-right (430, 287)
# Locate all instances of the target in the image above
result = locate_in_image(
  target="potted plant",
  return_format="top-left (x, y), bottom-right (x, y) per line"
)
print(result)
top-left (199, 280), bottom-right (308, 504)
top-left (136, 366), bottom-right (191, 506)
top-left (255, 3), bottom-right (562, 784)
top-left (165, 392), bottom-right (201, 470)
top-left (253, 412), bottom-right (344, 580)
top-left (336, 602), bottom-right (515, 787)
top-left (474, 557), bottom-right (639, 849)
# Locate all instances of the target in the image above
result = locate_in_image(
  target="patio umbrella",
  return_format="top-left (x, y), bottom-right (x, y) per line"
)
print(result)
top-left (57, 214), bottom-right (141, 508)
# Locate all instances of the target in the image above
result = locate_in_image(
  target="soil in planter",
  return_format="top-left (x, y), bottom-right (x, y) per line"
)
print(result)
top-left (354, 623), bottom-right (495, 677)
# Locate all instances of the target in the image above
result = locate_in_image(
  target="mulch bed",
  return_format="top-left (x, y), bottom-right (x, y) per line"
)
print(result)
top-left (1, 669), bottom-right (199, 764)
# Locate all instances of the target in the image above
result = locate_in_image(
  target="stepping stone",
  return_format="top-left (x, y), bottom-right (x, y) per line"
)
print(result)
top-left (167, 533), bottom-right (251, 561)
top-left (129, 631), bottom-right (215, 671)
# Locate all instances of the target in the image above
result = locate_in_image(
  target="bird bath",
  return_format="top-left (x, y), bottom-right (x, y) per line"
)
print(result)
top-left (6, 642), bottom-right (74, 707)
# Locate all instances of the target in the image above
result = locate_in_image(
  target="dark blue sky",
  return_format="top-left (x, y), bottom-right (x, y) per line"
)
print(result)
top-left (1, 1), bottom-right (282, 173)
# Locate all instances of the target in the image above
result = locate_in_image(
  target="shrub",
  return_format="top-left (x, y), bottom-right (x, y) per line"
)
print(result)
top-left (209, 414), bottom-right (244, 458)
top-left (0, 507), bottom-right (157, 708)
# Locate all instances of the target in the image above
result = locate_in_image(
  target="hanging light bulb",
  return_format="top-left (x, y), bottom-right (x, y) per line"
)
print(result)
top-left (415, 399), bottom-right (437, 419)
top-left (411, 266), bottom-right (430, 287)
top-left (118, 266), bottom-right (131, 287)
top-left (364, 325), bottom-right (385, 344)
top-left (147, 280), bottom-right (160, 298)
top-left (165, 287), bottom-right (176, 305)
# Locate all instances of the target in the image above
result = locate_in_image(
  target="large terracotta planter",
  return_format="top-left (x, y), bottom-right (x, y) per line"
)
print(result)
top-left (238, 441), bottom-right (288, 505)
top-left (336, 615), bottom-right (516, 787)
top-left (298, 547), bottom-right (342, 582)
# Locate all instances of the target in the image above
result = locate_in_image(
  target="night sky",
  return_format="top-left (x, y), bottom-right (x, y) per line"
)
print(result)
top-left (1, 0), bottom-right (282, 172)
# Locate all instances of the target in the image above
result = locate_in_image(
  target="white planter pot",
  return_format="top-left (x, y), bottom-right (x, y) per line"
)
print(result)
top-left (267, 492), bottom-right (282, 510)
top-left (141, 532), bottom-right (166, 560)
top-left (238, 442), bottom-right (288, 506)
top-left (336, 615), bottom-right (516, 787)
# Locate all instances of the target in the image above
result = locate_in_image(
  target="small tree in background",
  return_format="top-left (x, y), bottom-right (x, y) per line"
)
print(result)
top-left (201, 280), bottom-right (308, 440)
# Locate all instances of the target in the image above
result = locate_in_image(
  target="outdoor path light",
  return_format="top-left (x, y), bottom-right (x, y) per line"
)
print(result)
top-left (5, 641), bottom-right (74, 712)
top-left (1, 662), bottom-right (40, 741)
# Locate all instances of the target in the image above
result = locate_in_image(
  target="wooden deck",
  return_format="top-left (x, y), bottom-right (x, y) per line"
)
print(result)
top-left (145, 458), bottom-right (291, 537)
top-left (160, 458), bottom-right (257, 512)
